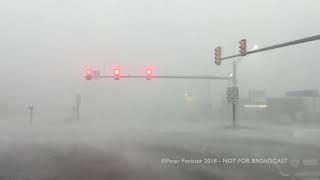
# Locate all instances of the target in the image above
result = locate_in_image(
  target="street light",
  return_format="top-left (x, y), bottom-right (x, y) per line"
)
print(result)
top-left (251, 44), bottom-right (259, 51)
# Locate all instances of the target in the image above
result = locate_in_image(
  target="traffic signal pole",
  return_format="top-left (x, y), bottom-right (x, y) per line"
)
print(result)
top-left (214, 34), bottom-right (320, 128)
top-left (220, 34), bottom-right (320, 61)
top-left (232, 62), bottom-right (237, 128)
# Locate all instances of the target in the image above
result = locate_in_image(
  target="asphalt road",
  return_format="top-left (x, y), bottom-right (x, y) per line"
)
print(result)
top-left (0, 122), bottom-right (319, 180)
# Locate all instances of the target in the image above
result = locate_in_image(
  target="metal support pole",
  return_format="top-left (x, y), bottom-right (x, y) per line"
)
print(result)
top-left (75, 94), bottom-right (81, 121)
top-left (232, 61), bottom-right (237, 128)
top-left (312, 96), bottom-right (317, 120)
top-left (233, 61), bottom-right (237, 86)
top-left (232, 103), bottom-right (236, 127)
top-left (30, 109), bottom-right (33, 125)
top-left (208, 80), bottom-right (211, 108)
top-left (313, 96), bottom-right (316, 113)
top-left (76, 106), bottom-right (80, 120)
top-left (28, 106), bottom-right (34, 125)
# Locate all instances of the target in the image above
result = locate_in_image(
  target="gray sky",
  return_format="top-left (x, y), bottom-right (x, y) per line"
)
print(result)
top-left (1, 0), bottom-right (320, 120)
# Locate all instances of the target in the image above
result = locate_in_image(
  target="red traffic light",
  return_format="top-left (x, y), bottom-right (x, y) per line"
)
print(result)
top-left (114, 69), bottom-right (120, 75)
top-left (86, 70), bottom-right (92, 75)
top-left (214, 47), bottom-right (222, 65)
top-left (145, 68), bottom-right (152, 80)
top-left (146, 69), bottom-right (152, 75)
top-left (84, 69), bottom-right (93, 80)
top-left (239, 39), bottom-right (247, 56)
top-left (113, 68), bottom-right (120, 80)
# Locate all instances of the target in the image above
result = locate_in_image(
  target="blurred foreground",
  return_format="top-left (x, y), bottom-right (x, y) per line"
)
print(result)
top-left (0, 120), bottom-right (320, 180)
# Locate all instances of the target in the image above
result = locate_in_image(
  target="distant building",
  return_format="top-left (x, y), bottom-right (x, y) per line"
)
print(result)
top-left (222, 89), bottom-right (319, 123)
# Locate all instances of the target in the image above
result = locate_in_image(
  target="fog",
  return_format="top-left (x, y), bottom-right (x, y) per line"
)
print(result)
top-left (1, 0), bottom-right (320, 179)
top-left (0, 0), bottom-right (319, 121)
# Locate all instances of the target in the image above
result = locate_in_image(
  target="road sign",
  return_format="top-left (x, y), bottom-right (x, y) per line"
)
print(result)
top-left (227, 86), bottom-right (239, 103)
top-left (28, 106), bottom-right (34, 110)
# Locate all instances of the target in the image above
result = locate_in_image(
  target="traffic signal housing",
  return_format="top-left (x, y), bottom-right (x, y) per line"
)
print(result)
top-left (113, 67), bottom-right (120, 80)
top-left (145, 68), bottom-right (152, 80)
top-left (215, 47), bottom-right (222, 65)
top-left (84, 69), bottom-right (93, 80)
top-left (239, 39), bottom-right (247, 56)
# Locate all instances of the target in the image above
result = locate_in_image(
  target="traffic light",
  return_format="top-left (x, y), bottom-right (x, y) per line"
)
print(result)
top-left (215, 47), bottom-right (222, 65)
top-left (84, 69), bottom-right (93, 80)
top-left (113, 68), bottom-right (120, 80)
top-left (239, 39), bottom-right (247, 56)
top-left (145, 68), bottom-right (152, 80)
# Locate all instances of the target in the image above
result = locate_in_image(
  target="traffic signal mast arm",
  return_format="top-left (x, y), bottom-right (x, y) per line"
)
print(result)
top-left (84, 67), bottom-right (230, 81)
top-left (220, 34), bottom-right (320, 61)
top-left (98, 75), bottom-right (230, 80)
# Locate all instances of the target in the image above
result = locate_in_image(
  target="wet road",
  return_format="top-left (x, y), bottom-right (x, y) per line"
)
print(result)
top-left (0, 123), bottom-right (319, 180)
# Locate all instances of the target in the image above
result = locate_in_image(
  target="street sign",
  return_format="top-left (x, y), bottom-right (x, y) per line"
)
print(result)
top-left (227, 86), bottom-right (239, 103)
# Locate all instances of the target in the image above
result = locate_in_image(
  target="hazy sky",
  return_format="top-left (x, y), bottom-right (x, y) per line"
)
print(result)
top-left (1, 0), bottom-right (319, 120)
